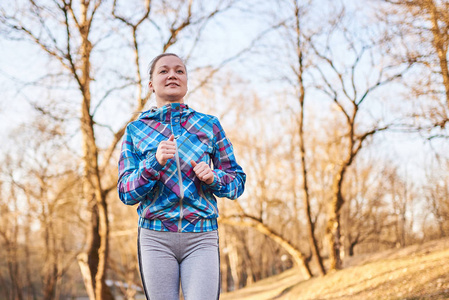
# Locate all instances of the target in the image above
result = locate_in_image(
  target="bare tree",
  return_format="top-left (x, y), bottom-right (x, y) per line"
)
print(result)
top-left (385, 166), bottom-right (415, 247)
top-left (0, 112), bottom-right (85, 299)
top-left (378, 0), bottom-right (449, 135)
top-left (280, 0), bottom-right (326, 276)
top-left (0, 174), bottom-right (24, 300)
top-left (306, 4), bottom-right (413, 270)
top-left (424, 160), bottom-right (449, 238)
top-left (341, 160), bottom-right (386, 257)
top-left (341, 158), bottom-right (419, 256)
top-left (218, 91), bottom-right (313, 280)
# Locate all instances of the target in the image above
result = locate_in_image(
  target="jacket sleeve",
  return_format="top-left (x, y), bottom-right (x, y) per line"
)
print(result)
top-left (207, 119), bottom-right (246, 199)
top-left (117, 124), bottom-right (163, 205)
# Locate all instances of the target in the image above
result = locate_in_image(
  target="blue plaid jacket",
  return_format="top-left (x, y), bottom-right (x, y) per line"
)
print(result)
top-left (117, 103), bottom-right (246, 232)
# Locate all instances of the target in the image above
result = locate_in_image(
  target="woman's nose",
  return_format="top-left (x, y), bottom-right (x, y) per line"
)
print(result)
top-left (168, 70), bottom-right (177, 78)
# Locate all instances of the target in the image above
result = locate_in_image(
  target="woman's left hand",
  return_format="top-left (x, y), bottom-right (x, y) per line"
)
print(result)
top-left (191, 160), bottom-right (214, 185)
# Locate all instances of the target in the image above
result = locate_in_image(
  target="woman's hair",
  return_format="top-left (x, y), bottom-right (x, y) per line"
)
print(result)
top-left (148, 53), bottom-right (187, 81)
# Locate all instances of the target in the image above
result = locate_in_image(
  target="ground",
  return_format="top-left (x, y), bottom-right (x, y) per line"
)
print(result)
top-left (221, 238), bottom-right (449, 300)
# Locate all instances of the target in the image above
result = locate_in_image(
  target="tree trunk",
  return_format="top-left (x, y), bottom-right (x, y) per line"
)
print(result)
top-left (78, 2), bottom-right (112, 298)
top-left (326, 169), bottom-right (346, 270)
top-left (228, 241), bottom-right (240, 290)
top-left (80, 72), bottom-right (112, 300)
top-left (78, 253), bottom-right (96, 300)
top-left (427, 0), bottom-right (449, 108)
top-left (348, 241), bottom-right (356, 257)
top-left (6, 242), bottom-right (23, 300)
top-left (293, 0), bottom-right (326, 276)
top-left (298, 105), bottom-right (326, 275)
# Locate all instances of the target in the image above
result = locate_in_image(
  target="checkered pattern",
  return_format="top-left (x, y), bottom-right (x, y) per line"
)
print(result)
top-left (117, 103), bottom-right (246, 232)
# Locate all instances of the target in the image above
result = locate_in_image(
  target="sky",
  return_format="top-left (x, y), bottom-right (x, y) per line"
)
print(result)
top-left (0, 0), bottom-right (446, 185)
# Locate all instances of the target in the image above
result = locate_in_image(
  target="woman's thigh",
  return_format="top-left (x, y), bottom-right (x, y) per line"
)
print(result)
top-left (179, 231), bottom-right (220, 300)
top-left (138, 228), bottom-right (181, 300)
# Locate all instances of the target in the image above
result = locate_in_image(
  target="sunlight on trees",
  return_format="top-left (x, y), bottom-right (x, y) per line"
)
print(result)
top-left (0, 0), bottom-right (448, 299)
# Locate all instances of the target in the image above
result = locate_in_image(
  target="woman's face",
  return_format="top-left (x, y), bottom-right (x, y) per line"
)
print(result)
top-left (149, 55), bottom-right (188, 107)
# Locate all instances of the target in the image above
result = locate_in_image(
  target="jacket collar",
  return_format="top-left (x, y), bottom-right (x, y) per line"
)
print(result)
top-left (139, 103), bottom-right (192, 122)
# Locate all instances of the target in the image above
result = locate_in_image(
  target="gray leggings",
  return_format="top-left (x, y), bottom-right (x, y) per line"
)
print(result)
top-left (138, 228), bottom-right (220, 300)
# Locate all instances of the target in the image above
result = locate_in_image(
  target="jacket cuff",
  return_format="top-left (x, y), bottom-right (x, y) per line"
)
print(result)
top-left (207, 171), bottom-right (220, 188)
top-left (143, 154), bottom-right (163, 180)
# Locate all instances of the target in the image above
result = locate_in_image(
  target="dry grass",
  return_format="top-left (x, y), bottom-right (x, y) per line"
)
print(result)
top-left (221, 238), bottom-right (449, 300)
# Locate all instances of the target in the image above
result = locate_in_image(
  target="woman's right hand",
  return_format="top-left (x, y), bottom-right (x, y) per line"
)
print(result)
top-left (155, 134), bottom-right (176, 166)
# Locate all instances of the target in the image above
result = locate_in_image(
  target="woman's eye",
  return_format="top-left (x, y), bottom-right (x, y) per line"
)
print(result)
top-left (160, 70), bottom-right (167, 74)
top-left (177, 70), bottom-right (184, 74)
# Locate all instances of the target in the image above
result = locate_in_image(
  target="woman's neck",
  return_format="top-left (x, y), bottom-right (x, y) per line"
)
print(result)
top-left (156, 99), bottom-right (184, 108)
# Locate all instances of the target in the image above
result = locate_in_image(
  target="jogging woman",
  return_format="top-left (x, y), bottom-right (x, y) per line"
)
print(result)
top-left (117, 53), bottom-right (246, 300)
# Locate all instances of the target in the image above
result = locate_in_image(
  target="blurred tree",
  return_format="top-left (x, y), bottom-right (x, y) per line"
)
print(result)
top-left (379, 0), bottom-right (449, 136)
top-left (341, 159), bottom-right (418, 256)
top-left (279, 0), bottom-right (326, 276)
top-left (424, 160), bottom-right (449, 238)
top-left (0, 174), bottom-right (24, 300)
top-left (341, 160), bottom-right (385, 257)
top-left (0, 115), bottom-right (83, 300)
top-left (386, 166), bottom-right (416, 247)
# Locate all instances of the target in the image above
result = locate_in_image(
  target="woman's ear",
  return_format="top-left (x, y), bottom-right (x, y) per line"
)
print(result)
top-left (149, 81), bottom-right (154, 93)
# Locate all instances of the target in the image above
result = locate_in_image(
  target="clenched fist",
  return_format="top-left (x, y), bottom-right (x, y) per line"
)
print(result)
top-left (191, 160), bottom-right (214, 185)
top-left (156, 134), bottom-right (176, 166)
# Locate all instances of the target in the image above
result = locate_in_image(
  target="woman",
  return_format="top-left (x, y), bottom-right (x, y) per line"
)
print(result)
top-left (117, 53), bottom-right (246, 300)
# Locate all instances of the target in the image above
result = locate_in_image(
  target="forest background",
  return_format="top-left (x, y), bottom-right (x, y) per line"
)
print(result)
top-left (0, 0), bottom-right (448, 299)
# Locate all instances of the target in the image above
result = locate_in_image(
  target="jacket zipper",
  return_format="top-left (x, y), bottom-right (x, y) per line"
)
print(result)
top-left (174, 138), bottom-right (184, 232)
